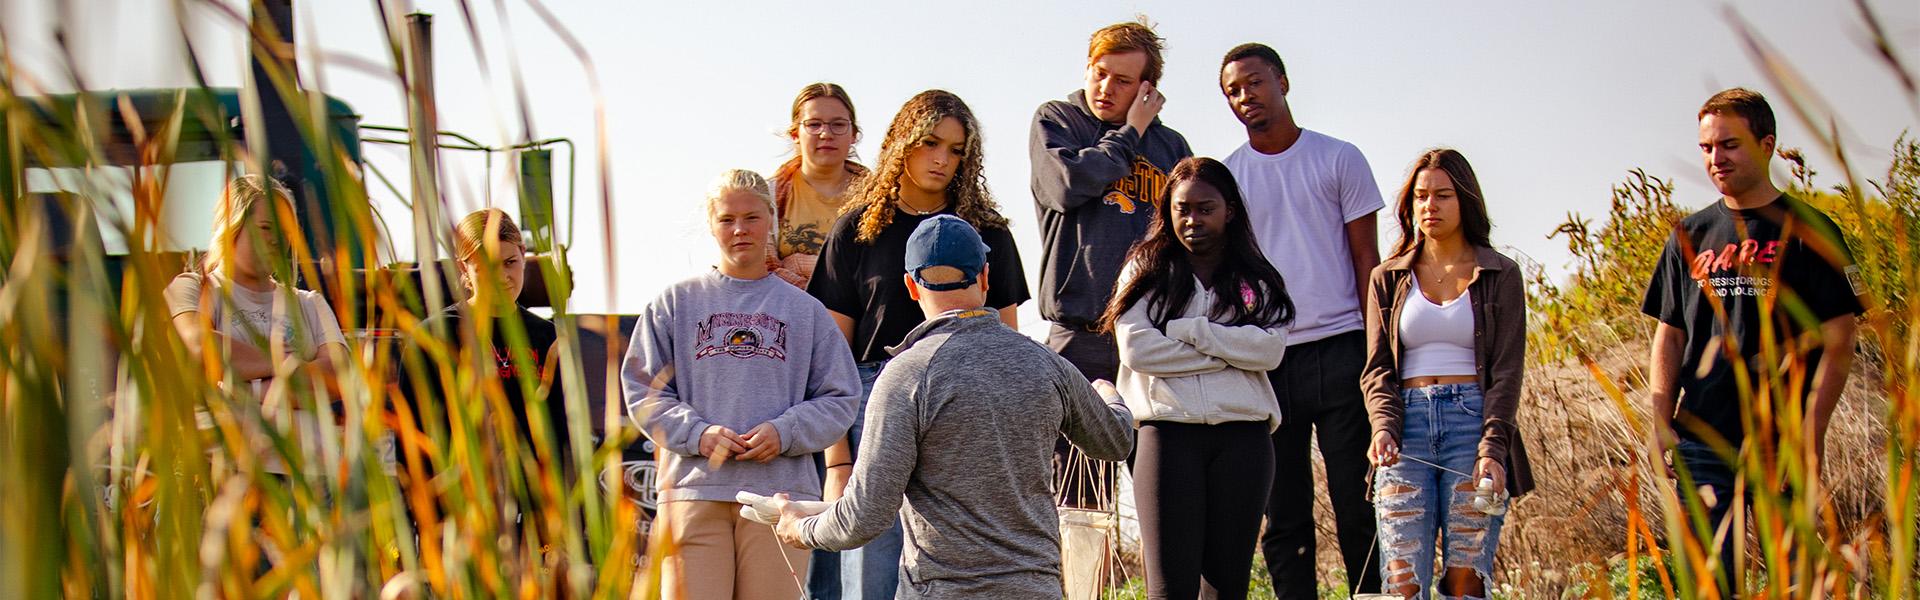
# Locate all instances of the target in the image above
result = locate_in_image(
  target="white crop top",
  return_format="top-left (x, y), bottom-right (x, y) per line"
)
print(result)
top-left (1398, 278), bottom-right (1477, 378)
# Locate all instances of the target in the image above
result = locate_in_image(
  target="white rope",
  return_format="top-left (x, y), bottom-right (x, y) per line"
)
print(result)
top-left (768, 521), bottom-right (810, 598)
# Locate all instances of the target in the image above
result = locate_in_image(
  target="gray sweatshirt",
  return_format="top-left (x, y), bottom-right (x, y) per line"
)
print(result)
top-left (622, 270), bottom-right (862, 502)
top-left (796, 308), bottom-right (1135, 599)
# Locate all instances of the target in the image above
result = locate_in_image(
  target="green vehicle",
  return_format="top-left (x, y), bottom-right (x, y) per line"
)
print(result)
top-left (9, 85), bottom-right (660, 531)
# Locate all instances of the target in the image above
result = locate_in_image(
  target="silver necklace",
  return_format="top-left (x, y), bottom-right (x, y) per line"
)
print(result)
top-left (897, 199), bottom-right (945, 216)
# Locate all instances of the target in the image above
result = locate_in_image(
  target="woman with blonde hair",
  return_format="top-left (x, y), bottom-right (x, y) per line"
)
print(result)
top-left (167, 174), bottom-right (346, 392)
top-left (623, 169), bottom-right (861, 600)
top-left (769, 82), bottom-right (868, 288)
top-left (804, 89), bottom-right (1029, 599)
top-left (164, 174), bottom-right (348, 474)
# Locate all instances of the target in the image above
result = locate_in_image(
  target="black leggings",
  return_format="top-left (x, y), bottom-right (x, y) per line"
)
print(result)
top-left (1135, 420), bottom-right (1275, 600)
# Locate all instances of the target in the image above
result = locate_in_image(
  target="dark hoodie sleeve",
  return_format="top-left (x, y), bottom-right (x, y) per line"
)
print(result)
top-left (1030, 102), bottom-right (1141, 213)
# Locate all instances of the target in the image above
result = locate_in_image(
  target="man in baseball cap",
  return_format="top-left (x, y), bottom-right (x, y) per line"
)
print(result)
top-left (903, 214), bottom-right (992, 293)
top-left (774, 214), bottom-right (1136, 598)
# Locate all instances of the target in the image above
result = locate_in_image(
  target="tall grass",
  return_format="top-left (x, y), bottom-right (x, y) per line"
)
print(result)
top-left (0, 3), bottom-right (644, 598)
top-left (1510, 4), bottom-right (1919, 595)
top-left (1, 2), bottom-right (1913, 600)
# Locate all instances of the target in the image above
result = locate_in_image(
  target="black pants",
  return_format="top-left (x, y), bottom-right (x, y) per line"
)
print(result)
top-left (1137, 421), bottom-right (1274, 600)
top-left (1261, 330), bottom-right (1381, 598)
top-left (1048, 323), bottom-right (1123, 508)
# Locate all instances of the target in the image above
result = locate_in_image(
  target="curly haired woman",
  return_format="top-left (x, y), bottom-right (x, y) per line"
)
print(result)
top-left (804, 89), bottom-right (1030, 599)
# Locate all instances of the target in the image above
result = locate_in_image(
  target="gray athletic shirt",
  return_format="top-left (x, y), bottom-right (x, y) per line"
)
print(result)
top-left (796, 308), bottom-right (1134, 599)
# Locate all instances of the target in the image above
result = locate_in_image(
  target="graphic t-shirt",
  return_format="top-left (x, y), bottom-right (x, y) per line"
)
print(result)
top-left (402, 302), bottom-right (569, 462)
top-left (778, 177), bottom-right (847, 259)
top-left (1640, 194), bottom-right (1866, 445)
top-left (163, 271), bottom-right (353, 474)
top-left (1225, 129), bottom-right (1385, 344)
top-left (164, 271), bottom-right (347, 359)
top-left (807, 204), bottom-right (1032, 363)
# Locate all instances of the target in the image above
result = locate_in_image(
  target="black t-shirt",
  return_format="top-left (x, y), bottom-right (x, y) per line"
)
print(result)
top-left (807, 204), bottom-right (1031, 363)
top-left (1640, 194), bottom-right (1865, 445)
top-left (401, 303), bottom-right (571, 460)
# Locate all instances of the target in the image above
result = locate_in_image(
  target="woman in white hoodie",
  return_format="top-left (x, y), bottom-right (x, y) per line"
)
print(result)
top-left (1100, 157), bottom-right (1294, 600)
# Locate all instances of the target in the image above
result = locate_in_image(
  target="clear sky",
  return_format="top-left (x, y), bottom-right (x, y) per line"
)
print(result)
top-left (6, 1), bottom-right (1917, 328)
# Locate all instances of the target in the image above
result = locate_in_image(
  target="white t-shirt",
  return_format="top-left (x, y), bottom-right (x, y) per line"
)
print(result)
top-left (1224, 129), bottom-right (1384, 344)
top-left (164, 272), bottom-right (347, 359)
top-left (165, 272), bottom-right (355, 474)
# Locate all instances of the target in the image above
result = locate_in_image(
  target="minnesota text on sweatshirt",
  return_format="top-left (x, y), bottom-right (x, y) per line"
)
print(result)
top-left (622, 270), bottom-right (862, 503)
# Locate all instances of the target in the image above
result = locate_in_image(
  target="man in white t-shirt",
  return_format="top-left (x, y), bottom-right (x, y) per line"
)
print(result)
top-left (1219, 42), bottom-right (1384, 599)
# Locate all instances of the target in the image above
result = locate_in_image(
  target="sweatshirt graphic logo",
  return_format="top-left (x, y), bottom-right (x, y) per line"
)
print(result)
top-left (695, 312), bottom-right (789, 361)
top-left (1103, 155), bottom-right (1171, 214)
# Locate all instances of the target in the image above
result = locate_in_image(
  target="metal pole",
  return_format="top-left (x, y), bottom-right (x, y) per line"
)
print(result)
top-left (404, 12), bottom-right (448, 323)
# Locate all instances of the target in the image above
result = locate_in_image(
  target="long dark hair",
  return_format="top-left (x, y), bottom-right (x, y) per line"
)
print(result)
top-left (1389, 148), bottom-right (1492, 258)
top-left (1100, 157), bottom-right (1294, 333)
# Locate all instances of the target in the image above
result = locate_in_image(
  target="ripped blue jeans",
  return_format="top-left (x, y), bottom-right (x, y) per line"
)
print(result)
top-left (1373, 383), bottom-right (1505, 599)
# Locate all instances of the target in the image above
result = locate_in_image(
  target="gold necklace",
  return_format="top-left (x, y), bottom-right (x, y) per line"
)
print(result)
top-left (1421, 253), bottom-right (1474, 288)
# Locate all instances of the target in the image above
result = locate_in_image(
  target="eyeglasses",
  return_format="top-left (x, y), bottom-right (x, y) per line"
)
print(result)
top-left (801, 119), bottom-right (853, 136)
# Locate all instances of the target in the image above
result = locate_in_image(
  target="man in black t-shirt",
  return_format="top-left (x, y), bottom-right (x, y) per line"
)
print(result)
top-left (1640, 88), bottom-right (1865, 592)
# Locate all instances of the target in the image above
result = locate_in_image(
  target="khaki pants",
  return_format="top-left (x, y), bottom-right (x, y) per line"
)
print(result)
top-left (659, 500), bottom-right (811, 600)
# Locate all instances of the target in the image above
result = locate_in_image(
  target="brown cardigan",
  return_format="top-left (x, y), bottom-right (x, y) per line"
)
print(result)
top-left (1361, 246), bottom-right (1535, 497)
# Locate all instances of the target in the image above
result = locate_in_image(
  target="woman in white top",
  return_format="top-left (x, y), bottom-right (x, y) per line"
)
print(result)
top-left (164, 175), bottom-right (347, 463)
top-left (1100, 157), bottom-right (1293, 600)
top-left (1361, 149), bottom-right (1531, 599)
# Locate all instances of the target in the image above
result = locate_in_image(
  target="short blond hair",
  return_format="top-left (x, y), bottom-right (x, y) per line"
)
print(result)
top-left (453, 208), bottom-right (524, 264)
top-left (706, 169), bottom-right (777, 229)
top-left (202, 174), bottom-right (296, 276)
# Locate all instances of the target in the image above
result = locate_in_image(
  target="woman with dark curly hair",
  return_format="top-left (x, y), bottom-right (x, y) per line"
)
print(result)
top-left (805, 89), bottom-right (1029, 599)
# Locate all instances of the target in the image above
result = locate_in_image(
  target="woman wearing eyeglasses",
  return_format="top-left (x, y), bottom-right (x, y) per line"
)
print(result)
top-left (775, 82), bottom-right (869, 600)
top-left (770, 83), bottom-right (869, 289)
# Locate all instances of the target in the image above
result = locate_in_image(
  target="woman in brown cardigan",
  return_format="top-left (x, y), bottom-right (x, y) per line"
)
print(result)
top-left (1361, 148), bottom-right (1534, 599)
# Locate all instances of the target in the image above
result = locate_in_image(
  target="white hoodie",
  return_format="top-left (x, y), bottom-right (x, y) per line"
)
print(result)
top-left (1114, 273), bottom-right (1288, 431)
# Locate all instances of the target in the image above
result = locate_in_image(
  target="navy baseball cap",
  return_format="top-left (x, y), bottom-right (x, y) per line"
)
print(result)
top-left (904, 215), bottom-right (989, 291)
